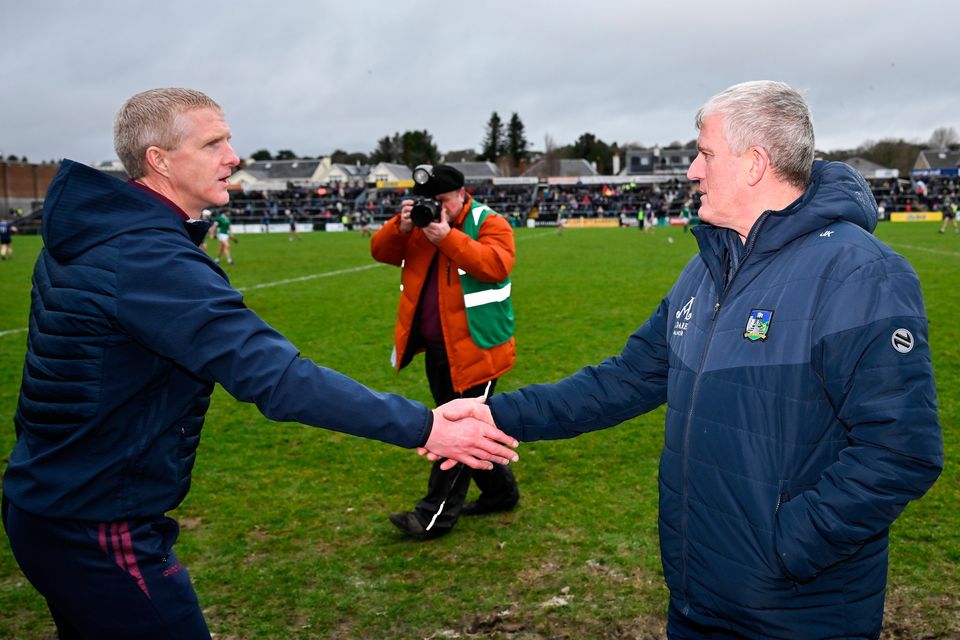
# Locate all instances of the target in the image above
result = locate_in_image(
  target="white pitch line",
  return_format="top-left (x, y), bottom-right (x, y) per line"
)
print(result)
top-left (237, 231), bottom-right (557, 292)
top-left (887, 242), bottom-right (960, 258)
top-left (1, 264), bottom-right (389, 336)
top-left (2, 231), bottom-right (560, 337)
top-left (237, 262), bottom-right (386, 292)
top-left (516, 230), bottom-right (561, 241)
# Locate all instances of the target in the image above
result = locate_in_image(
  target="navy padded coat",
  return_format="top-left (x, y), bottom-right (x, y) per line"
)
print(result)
top-left (4, 160), bottom-right (432, 522)
top-left (489, 161), bottom-right (942, 639)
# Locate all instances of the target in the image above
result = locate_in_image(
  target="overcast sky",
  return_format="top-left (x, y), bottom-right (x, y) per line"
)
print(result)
top-left (2, 0), bottom-right (958, 165)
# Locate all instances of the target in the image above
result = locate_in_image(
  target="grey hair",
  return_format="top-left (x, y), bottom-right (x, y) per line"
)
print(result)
top-left (695, 80), bottom-right (815, 190)
top-left (113, 88), bottom-right (222, 179)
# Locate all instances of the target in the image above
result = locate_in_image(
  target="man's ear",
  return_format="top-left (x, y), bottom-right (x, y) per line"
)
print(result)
top-left (144, 146), bottom-right (169, 177)
top-left (746, 146), bottom-right (770, 187)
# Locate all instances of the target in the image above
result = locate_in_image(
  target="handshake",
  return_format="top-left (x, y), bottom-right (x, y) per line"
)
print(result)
top-left (419, 398), bottom-right (516, 471)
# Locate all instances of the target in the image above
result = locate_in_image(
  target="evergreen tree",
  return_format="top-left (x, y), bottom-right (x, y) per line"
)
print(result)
top-left (566, 132), bottom-right (614, 174)
top-left (400, 130), bottom-right (440, 167)
top-left (250, 149), bottom-right (273, 161)
top-left (276, 149), bottom-right (298, 160)
top-left (479, 112), bottom-right (505, 162)
top-left (371, 134), bottom-right (403, 163)
top-left (507, 112), bottom-right (529, 168)
top-left (330, 149), bottom-right (370, 165)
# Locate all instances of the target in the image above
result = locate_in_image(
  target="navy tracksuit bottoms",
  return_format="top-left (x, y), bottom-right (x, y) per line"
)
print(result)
top-left (4, 500), bottom-right (210, 639)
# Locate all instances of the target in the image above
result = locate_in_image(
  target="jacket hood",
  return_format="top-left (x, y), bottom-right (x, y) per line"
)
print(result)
top-left (754, 160), bottom-right (878, 251)
top-left (42, 159), bottom-right (203, 261)
top-left (694, 160), bottom-right (878, 260)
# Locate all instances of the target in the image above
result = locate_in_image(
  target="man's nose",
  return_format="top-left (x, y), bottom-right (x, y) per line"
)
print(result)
top-left (226, 144), bottom-right (240, 167)
top-left (687, 154), bottom-right (703, 181)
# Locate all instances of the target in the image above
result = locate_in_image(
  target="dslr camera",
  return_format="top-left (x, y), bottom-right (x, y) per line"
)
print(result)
top-left (410, 197), bottom-right (442, 227)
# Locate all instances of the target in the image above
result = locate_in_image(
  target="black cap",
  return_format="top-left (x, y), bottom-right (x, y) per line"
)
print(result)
top-left (411, 164), bottom-right (465, 197)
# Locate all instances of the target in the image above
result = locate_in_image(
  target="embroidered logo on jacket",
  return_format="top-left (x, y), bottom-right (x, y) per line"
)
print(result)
top-left (743, 309), bottom-right (774, 342)
top-left (673, 297), bottom-right (695, 337)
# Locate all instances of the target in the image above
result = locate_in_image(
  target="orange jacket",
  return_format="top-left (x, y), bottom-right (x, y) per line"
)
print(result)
top-left (370, 195), bottom-right (516, 392)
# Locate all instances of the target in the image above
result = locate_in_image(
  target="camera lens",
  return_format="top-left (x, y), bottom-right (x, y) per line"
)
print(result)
top-left (410, 199), bottom-right (440, 228)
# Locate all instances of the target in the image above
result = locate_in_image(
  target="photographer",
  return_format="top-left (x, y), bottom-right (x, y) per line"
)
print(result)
top-left (371, 164), bottom-right (520, 539)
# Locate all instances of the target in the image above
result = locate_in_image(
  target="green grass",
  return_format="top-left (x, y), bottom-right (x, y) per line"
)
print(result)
top-left (0, 224), bottom-right (956, 638)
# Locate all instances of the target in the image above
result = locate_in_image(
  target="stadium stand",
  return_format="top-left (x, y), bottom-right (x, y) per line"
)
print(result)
top-left (4, 150), bottom-right (958, 234)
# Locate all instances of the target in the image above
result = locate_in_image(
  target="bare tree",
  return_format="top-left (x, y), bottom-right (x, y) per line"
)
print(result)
top-left (544, 133), bottom-right (560, 177)
top-left (928, 127), bottom-right (959, 150)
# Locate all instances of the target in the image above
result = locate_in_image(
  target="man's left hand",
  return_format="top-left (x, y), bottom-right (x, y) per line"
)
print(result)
top-left (421, 207), bottom-right (452, 245)
top-left (421, 399), bottom-right (518, 471)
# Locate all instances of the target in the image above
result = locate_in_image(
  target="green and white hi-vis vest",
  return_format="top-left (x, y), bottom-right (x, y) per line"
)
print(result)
top-left (459, 200), bottom-right (515, 348)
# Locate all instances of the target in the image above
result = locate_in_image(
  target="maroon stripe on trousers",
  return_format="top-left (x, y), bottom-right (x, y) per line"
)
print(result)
top-left (109, 522), bottom-right (126, 571)
top-left (102, 521), bottom-right (152, 599)
top-left (98, 523), bottom-right (108, 554)
top-left (118, 522), bottom-right (151, 599)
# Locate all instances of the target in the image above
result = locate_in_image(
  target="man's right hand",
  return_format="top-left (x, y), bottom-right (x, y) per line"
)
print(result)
top-left (398, 199), bottom-right (414, 233)
top-left (422, 399), bottom-right (518, 471)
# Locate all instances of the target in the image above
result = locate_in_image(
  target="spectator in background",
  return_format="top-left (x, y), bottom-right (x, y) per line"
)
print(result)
top-left (360, 211), bottom-right (374, 238)
top-left (199, 208), bottom-right (211, 251)
top-left (915, 178), bottom-right (929, 209)
top-left (441, 80), bottom-right (942, 639)
top-left (2, 88), bottom-right (519, 639)
top-left (371, 164), bottom-right (520, 540)
top-left (287, 208), bottom-right (300, 241)
top-left (939, 198), bottom-right (958, 233)
top-left (209, 208), bottom-right (235, 264)
top-left (0, 216), bottom-right (18, 260)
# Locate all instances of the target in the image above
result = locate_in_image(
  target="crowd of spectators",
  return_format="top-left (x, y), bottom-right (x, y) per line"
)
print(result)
top-left (223, 182), bottom-right (365, 225)
top-left (529, 179), bottom-right (697, 225)
top-left (871, 175), bottom-right (959, 216)
top-left (207, 173), bottom-right (959, 230)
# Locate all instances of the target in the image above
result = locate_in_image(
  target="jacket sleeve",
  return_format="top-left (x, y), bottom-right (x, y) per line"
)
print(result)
top-left (115, 233), bottom-right (431, 448)
top-left (488, 298), bottom-right (670, 441)
top-left (369, 214), bottom-right (409, 267)
top-left (438, 213), bottom-right (514, 283)
top-left (775, 253), bottom-right (943, 582)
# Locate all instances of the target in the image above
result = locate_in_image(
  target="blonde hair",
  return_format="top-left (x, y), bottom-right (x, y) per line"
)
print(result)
top-left (113, 88), bottom-right (221, 178)
top-left (696, 81), bottom-right (815, 190)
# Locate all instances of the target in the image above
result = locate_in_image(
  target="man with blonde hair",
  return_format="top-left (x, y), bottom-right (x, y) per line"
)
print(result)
top-left (2, 88), bottom-right (518, 639)
top-left (445, 80), bottom-right (942, 638)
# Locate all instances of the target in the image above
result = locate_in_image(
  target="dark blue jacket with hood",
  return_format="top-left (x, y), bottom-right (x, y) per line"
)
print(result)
top-left (488, 161), bottom-right (943, 639)
top-left (4, 160), bottom-right (432, 522)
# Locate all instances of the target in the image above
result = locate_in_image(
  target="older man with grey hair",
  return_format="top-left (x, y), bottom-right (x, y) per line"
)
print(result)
top-left (443, 80), bottom-right (943, 639)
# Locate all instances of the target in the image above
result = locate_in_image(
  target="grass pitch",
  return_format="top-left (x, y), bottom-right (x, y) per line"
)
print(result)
top-left (0, 223), bottom-right (956, 638)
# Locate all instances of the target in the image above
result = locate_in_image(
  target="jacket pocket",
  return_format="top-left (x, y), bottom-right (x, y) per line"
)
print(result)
top-left (773, 481), bottom-right (816, 581)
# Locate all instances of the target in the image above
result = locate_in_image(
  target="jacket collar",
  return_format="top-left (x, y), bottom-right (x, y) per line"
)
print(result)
top-left (449, 193), bottom-right (472, 229)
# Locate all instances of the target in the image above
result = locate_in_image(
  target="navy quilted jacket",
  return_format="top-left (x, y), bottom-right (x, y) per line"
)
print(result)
top-left (4, 160), bottom-right (431, 521)
top-left (489, 161), bottom-right (942, 639)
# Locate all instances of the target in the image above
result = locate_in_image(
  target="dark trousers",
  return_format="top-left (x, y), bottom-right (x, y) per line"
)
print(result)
top-left (412, 345), bottom-right (519, 533)
top-left (3, 501), bottom-right (210, 639)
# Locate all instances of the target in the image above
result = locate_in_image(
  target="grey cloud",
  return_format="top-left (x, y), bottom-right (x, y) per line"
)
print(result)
top-left (2, 0), bottom-right (958, 163)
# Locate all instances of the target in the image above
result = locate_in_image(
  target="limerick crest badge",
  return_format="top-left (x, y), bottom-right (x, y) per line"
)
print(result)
top-left (743, 309), bottom-right (774, 342)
